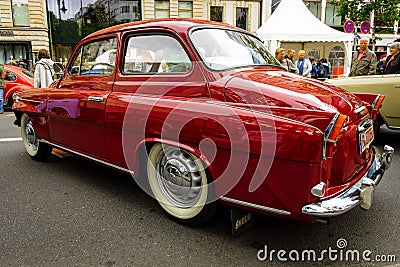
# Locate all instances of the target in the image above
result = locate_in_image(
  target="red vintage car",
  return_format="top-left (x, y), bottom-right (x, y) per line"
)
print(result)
top-left (4, 65), bottom-right (34, 108)
top-left (13, 19), bottom-right (394, 227)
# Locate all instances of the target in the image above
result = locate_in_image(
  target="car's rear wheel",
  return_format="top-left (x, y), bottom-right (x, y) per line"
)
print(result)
top-left (147, 143), bottom-right (217, 226)
top-left (20, 113), bottom-right (52, 161)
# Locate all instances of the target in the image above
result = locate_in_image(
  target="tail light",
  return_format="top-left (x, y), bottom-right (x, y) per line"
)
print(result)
top-left (323, 114), bottom-right (348, 159)
top-left (371, 95), bottom-right (385, 120)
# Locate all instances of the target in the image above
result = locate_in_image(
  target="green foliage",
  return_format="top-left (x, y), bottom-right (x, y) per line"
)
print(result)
top-left (49, 11), bottom-right (80, 45)
top-left (331, 0), bottom-right (400, 34)
top-left (83, 4), bottom-right (117, 36)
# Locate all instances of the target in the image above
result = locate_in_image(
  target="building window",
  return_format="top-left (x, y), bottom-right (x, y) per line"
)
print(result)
top-left (304, 1), bottom-right (321, 19)
top-left (307, 49), bottom-right (320, 62)
top-left (325, 2), bottom-right (342, 26)
top-left (271, 0), bottom-right (280, 14)
top-left (236, 7), bottom-right (248, 30)
top-left (155, 1), bottom-right (170, 18)
top-left (12, 0), bottom-right (30, 27)
top-left (132, 2), bottom-right (142, 21)
top-left (210, 6), bottom-right (223, 22)
top-left (121, 6), bottom-right (130, 13)
top-left (178, 1), bottom-right (193, 18)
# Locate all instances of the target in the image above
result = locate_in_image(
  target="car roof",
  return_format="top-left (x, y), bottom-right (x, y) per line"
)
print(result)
top-left (84, 18), bottom-right (239, 40)
top-left (5, 65), bottom-right (27, 73)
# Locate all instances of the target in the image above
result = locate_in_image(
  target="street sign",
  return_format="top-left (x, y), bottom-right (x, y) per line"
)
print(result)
top-left (344, 19), bottom-right (355, 33)
top-left (360, 21), bottom-right (371, 34)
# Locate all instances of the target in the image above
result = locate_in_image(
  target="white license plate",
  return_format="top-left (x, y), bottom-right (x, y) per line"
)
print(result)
top-left (359, 125), bottom-right (374, 154)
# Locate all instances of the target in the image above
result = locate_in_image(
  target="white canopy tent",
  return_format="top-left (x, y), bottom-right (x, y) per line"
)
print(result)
top-left (256, 0), bottom-right (354, 75)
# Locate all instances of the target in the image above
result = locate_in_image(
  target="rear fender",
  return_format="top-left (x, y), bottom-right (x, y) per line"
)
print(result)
top-left (4, 85), bottom-right (32, 104)
top-left (352, 92), bottom-right (381, 106)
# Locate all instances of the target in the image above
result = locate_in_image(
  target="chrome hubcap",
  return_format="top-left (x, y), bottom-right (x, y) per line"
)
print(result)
top-left (156, 146), bottom-right (203, 208)
top-left (25, 120), bottom-right (38, 151)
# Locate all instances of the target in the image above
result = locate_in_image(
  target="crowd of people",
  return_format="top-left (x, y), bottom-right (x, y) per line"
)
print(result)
top-left (274, 37), bottom-right (400, 80)
top-left (274, 48), bottom-right (330, 79)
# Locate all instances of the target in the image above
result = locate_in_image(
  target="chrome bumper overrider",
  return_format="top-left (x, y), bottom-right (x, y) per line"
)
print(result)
top-left (302, 145), bottom-right (394, 217)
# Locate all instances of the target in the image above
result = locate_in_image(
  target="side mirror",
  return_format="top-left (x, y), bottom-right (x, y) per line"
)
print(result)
top-left (53, 62), bottom-right (65, 79)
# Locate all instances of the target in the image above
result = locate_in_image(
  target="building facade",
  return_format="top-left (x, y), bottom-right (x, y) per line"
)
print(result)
top-left (0, 0), bottom-right (49, 70)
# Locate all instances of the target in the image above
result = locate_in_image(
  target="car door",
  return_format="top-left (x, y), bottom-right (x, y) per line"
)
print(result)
top-left (105, 30), bottom-right (210, 169)
top-left (46, 36), bottom-right (118, 159)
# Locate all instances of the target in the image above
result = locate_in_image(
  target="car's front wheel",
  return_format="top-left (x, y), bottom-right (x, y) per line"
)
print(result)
top-left (20, 113), bottom-right (52, 161)
top-left (147, 143), bottom-right (217, 226)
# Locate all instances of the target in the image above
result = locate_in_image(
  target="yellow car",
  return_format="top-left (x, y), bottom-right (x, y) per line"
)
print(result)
top-left (328, 74), bottom-right (400, 132)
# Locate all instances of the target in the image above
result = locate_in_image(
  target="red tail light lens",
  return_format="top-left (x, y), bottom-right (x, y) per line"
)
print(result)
top-left (373, 95), bottom-right (385, 110)
top-left (371, 95), bottom-right (385, 120)
top-left (327, 114), bottom-right (347, 142)
top-left (323, 114), bottom-right (347, 159)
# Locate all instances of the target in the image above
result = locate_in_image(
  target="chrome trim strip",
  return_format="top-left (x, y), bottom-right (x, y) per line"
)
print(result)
top-left (387, 125), bottom-right (400, 130)
top-left (322, 113), bottom-right (340, 159)
top-left (371, 94), bottom-right (382, 110)
top-left (357, 118), bottom-right (373, 132)
top-left (354, 105), bottom-right (367, 115)
top-left (211, 101), bottom-right (323, 135)
top-left (88, 96), bottom-right (105, 102)
top-left (220, 196), bottom-right (291, 216)
top-left (40, 140), bottom-right (134, 175)
top-left (18, 98), bottom-right (43, 104)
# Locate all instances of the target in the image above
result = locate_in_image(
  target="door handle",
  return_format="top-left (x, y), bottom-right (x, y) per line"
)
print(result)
top-left (88, 96), bottom-right (105, 102)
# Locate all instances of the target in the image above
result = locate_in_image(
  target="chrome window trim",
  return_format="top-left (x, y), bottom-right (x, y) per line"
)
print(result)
top-left (220, 196), bottom-right (291, 216)
top-left (40, 140), bottom-right (134, 176)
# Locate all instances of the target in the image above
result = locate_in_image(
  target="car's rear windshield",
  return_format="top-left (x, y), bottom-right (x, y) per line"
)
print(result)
top-left (190, 28), bottom-right (280, 71)
top-left (22, 69), bottom-right (34, 79)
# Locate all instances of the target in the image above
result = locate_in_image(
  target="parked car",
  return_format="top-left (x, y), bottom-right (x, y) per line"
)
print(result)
top-left (13, 19), bottom-right (394, 227)
top-left (328, 74), bottom-right (400, 133)
top-left (3, 65), bottom-right (34, 108)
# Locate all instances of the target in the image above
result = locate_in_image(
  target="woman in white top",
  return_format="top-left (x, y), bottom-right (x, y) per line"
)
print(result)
top-left (34, 49), bottom-right (54, 88)
top-left (295, 50), bottom-right (312, 77)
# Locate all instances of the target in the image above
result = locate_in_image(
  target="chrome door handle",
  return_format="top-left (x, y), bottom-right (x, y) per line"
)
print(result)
top-left (88, 96), bottom-right (104, 102)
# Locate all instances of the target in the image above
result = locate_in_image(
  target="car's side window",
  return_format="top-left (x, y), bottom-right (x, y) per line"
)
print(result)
top-left (4, 71), bottom-right (17, 81)
top-left (123, 34), bottom-right (191, 74)
top-left (69, 37), bottom-right (118, 76)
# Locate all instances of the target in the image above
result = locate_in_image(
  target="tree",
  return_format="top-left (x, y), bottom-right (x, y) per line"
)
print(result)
top-left (48, 11), bottom-right (80, 45)
top-left (83, 4), bottom-right (117, 36)
top-left (332, 0), bottom-right (400, 34)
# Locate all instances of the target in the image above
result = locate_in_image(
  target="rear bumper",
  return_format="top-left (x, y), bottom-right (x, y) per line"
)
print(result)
top-left (302, 145), bottom-right (394, 217)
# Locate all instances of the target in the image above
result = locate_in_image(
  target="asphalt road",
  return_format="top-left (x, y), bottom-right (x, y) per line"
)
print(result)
top-left (0, 110), bottom-right (399, 266)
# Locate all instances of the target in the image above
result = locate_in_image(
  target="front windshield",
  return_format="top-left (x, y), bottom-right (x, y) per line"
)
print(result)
top-left (190, 28), bottom-right (280, 71)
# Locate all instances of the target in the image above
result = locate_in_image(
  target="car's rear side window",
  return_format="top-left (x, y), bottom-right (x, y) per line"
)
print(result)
top-left (122, 34), bottom-right (192, 74)
top-left (5, 71), bottom-right (17, 81)
top-left (69, 37), bottom-right (118, 76)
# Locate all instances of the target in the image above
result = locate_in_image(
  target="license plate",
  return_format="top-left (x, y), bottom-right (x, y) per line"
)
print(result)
top-left (359, 125), bottom-right (374, 154)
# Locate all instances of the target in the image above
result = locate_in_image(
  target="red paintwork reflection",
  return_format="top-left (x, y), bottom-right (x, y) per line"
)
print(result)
top-left (3, 65), bottom-right (34, 106)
